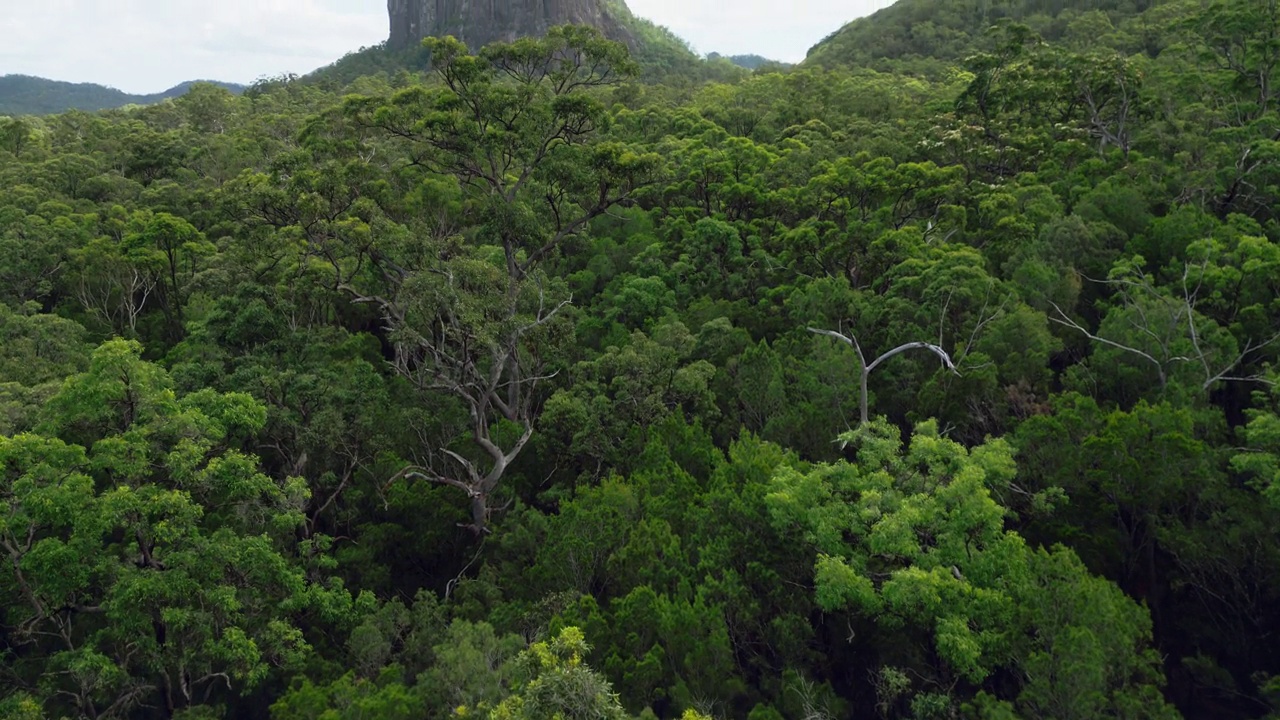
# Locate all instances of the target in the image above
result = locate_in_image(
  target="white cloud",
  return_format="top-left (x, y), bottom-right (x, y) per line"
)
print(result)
top-left (626, 0), bottom-right (895, 62)
top-left (2, 0), bottom-right (387, 93)
top-left (2, 0), bottom-right (892, 93)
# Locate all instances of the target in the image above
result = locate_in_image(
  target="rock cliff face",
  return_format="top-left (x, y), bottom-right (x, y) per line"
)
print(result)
top-left (388, 0), bottom-right (633, 51)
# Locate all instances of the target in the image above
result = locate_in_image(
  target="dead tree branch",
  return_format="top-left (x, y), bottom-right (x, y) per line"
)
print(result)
top-left (809, 327), bottom-right (961, 426)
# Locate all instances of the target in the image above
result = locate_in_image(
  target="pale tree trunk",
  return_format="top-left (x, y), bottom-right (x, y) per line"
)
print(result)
top-left (809, 328), bottom-right (960, 426)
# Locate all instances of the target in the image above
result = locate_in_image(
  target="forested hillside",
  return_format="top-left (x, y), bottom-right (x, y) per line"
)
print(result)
top-left (3, 1), bottom-right (1280, 718)
top-left (806, 0), bottom-right (1165, 72)
top-left (0, 76), bottom-right (246, 116)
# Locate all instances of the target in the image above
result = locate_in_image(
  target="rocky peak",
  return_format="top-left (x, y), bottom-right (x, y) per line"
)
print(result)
top-left (388, 0), bottom-right (634, 52)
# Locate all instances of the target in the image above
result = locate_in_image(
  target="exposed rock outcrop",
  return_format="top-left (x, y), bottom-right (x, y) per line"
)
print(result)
top-left (388, 0), bottom-right (634, 51)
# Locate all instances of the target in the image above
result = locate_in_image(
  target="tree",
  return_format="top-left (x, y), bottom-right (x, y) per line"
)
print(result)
top-left (284, 27), bottom-right (660, 533)
top-left (1015, 394), bottom-right (1280, 711)
top-left (463, 626), bottom-right (627, 720)
top-left (0, 116), bottom-right (33, 156)
top-left (119, 212), bottom-right (215, 341)
top-left (1186, 0), bottom-right (1280, 122)
top-left (1067, 50), bottom-right (1145, 157)
top-left (807, 326), bottom-right (960, 426)
top-left (0, 303), bottom-right (89, 435)
top-left (2, 341), bottom-right (330, 718)
top-left (1051, 255), bottom-right (1279, 399)
top-left (70, 208), bottom-right (158, 338)
top-left (765, 420), bottom-right (1176, 717)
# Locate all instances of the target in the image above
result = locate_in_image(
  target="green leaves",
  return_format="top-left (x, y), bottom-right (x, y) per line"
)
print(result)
top-left (272, 669), bottom-right (427, 720)
top-left (813, 554), bottom-right (879, 614)
top-left (767, 419), bottom-right (1171, 713)
top-left (1185, 0), bottom-right (1280, 121)
top-left (0, 304), bottom-right (89, 435)
top-left (9, 5), bottom-right (1280, 717)
top-left (2, 340), bottom-right (332, 717)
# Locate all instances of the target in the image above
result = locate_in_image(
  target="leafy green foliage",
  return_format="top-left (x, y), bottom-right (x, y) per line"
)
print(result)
top-left (767, 420), bottom-right (1175, 717)
top-left (7, 7), bottom-right (1280, 719)
top-left (2, 341), bottom-right (342, 718)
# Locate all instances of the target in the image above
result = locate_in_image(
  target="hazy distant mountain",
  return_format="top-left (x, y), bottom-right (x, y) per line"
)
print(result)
top-left (0, 75), bottom-right (247, 116)
top-left (705, 53), bottom-right (790, 71)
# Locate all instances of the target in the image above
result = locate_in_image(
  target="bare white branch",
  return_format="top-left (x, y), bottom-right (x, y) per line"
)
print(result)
top-left (810, 327), bottom-right (962, 426)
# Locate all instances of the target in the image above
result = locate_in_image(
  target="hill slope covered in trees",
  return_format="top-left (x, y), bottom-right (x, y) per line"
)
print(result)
top-left (4, 0), bottom-right (1280, 718)
top-left (0, 75), bottom-right (246, 116)
top-left (805, 0), bottom-right (1166, 70)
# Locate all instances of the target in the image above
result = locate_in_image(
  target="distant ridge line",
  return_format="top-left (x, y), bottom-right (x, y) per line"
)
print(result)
top-left (0, 75), bottom-right (247, 116)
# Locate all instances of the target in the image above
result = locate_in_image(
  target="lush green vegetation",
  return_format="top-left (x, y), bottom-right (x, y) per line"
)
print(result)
top-left (4, 1), bottom-right (1280, 717)
top-left (0, 76), bottom-right (246, 117)
top-left (806, 0), bottom-right (1164, 73)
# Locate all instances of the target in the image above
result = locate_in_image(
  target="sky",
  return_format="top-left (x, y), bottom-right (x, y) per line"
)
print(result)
top-left (0, 0), bottom-right (895, 95)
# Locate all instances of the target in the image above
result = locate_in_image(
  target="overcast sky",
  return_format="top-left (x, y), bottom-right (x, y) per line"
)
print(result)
top-left (0, 0), bottom-right (894, 94)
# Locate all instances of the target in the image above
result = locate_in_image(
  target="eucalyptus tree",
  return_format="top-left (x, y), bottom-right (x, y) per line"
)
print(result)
top-left (766, 420), bottom-right (1177, 718)
top-left (1, 341), bottom-right (330, 719)
top-left (241, 27), bottom-right (661, 532)
top-left (807, 326), bottom-right (959, 427)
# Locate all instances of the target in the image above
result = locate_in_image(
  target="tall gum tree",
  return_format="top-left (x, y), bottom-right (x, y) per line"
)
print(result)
top-left (269, 26), bottom-right (661, 533)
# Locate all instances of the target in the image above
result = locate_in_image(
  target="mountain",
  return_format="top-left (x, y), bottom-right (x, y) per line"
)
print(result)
top-left (387, 0), bottom-right (634, 52)
top-left (804, 0), bottom-right (1163, 69)
top-left (0, 75), bottom-right (247, 116)
top-left (705, 53), bottom-right (788, 71)
top-left (309, 0), bottom-right (743, 89)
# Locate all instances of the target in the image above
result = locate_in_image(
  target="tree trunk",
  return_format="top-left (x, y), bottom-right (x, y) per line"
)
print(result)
top-left (860, 368), bottom-right (870, 427)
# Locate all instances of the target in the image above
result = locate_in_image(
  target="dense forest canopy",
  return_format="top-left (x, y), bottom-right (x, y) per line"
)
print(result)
top-left (3, 0), bottom-right (1280, 718)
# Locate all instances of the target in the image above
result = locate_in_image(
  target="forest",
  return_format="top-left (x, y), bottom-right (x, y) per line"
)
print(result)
top-left (0, 78), bottom-right (248, 118)
top-left (2, 0), bottom-right (1280, 718)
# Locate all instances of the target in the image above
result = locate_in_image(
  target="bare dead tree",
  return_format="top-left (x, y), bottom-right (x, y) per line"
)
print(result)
top-left (76, 265), bottom-right (154, 337)
top-left (1049, 264), bottom-right (1279, 393)
top-left (361, 276), bottom-right (572, 534)
top-left (808, 327), bottom-right (961, 426)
